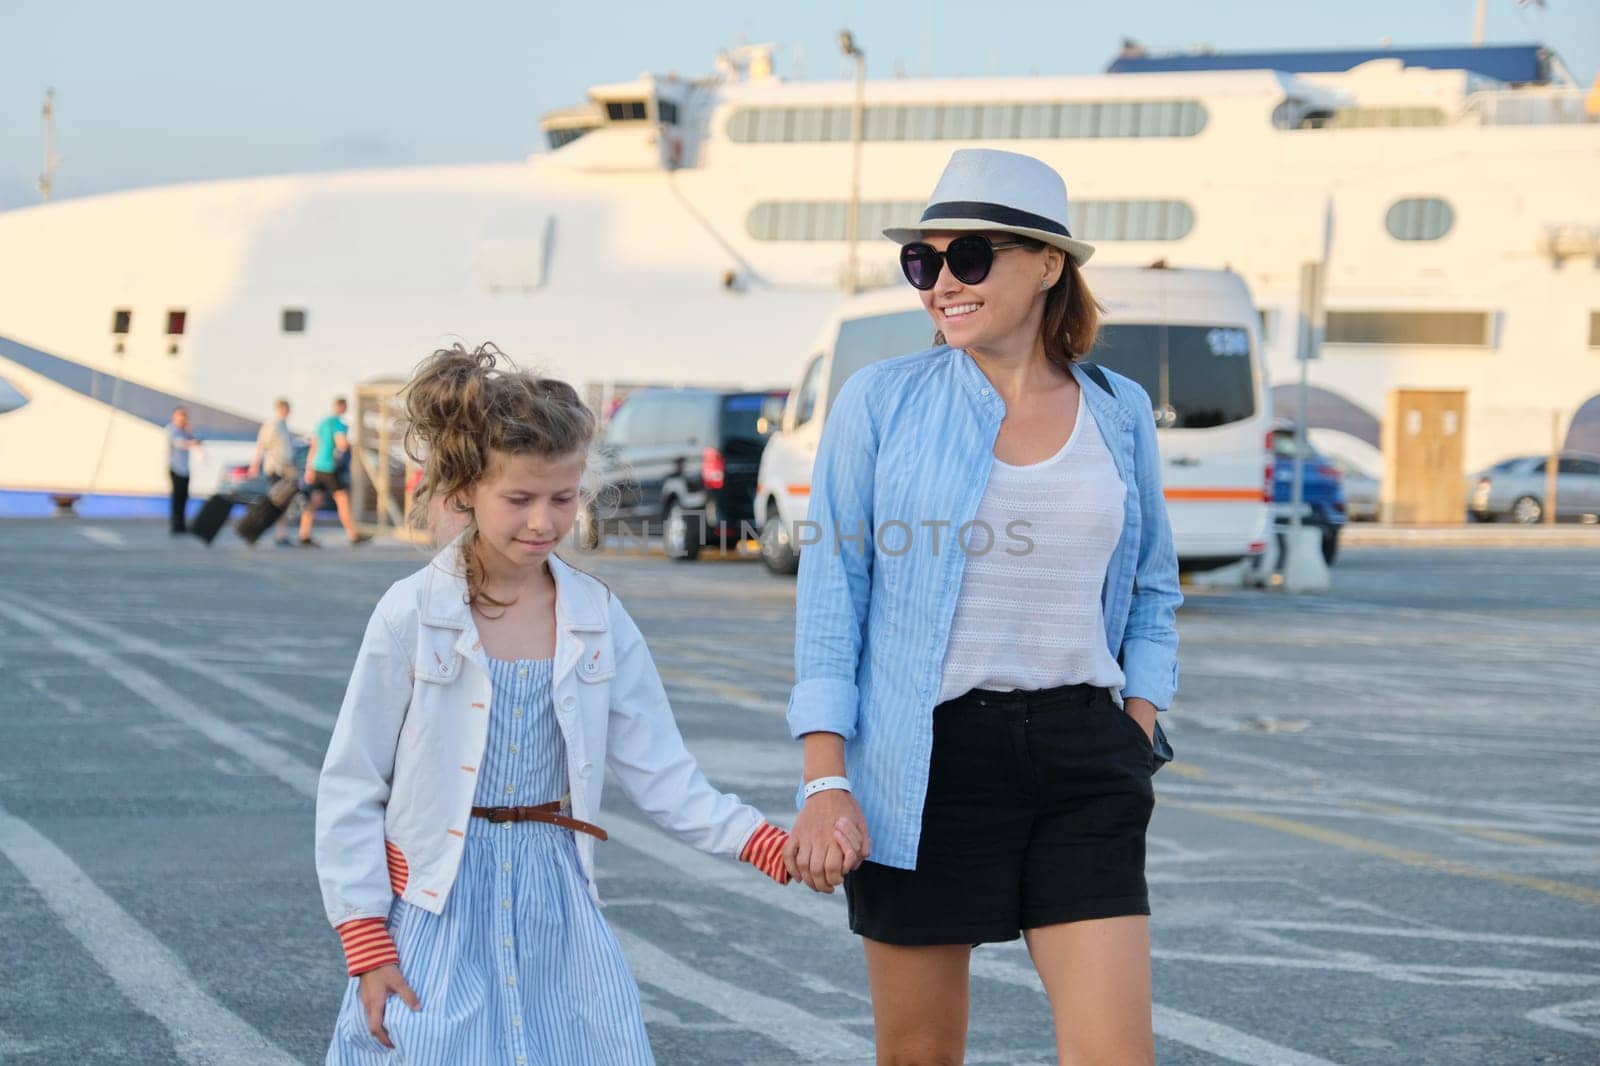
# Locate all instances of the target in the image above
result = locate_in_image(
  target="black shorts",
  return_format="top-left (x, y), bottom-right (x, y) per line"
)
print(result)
top-left (308, 471), bottom-right (342, 494)
top-left (845, 683), bottom-right (1155, 946)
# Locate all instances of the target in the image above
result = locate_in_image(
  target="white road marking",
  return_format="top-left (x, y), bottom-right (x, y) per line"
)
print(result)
top-left (1240, 920), bottom-right (1600, 952)
top-left (24, 599), bottom-right (335, 730)
top-left (0, 598), bottom-right (317, 798)
top-left (0, 801), bottom-right (300, 1065)
top-left (1524, 996), bottom-right (1600, 1038)
top-left (1149, 950), bottom-right (1599, 991)
top-left (2, 597), bottom-right (890, 1061)
top-left (606, 813), bottom-right (1346, 1066)
top-left (76, 527), bottom-right (126, 547)
top-left (611, 927), bottom-right (877, 1063)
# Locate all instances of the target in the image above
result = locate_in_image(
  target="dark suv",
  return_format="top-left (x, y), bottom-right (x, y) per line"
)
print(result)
top-left (579, 387), bottom-right (787, 560)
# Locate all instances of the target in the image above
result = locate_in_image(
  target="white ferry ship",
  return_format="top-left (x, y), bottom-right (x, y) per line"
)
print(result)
top-left (0, 40), bottom-right (1595, 514)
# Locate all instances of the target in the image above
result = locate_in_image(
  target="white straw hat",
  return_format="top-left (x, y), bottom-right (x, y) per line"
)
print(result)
top-left (883, 148), bottom-right (1095, 265)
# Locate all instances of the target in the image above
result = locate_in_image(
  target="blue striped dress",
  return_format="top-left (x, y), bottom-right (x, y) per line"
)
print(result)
top-left (327, 657), bottom-right (655, 1065)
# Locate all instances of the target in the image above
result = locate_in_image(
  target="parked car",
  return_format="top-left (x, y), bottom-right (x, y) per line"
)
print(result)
top-left (579, 387), bottom-right (787, 559)
top-left (1270, 423), bottom-right (1346, 563)
top-left (1468, 452), bottom-right (1600, 523)
top-left (1324, 456), bottom-right (1380, 521)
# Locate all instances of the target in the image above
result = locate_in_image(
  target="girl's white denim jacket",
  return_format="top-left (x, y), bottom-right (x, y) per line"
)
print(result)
top-left (315, 533), bottom-right (765, 936)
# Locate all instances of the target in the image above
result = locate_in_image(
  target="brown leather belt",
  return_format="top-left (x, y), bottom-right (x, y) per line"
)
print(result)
top-left (469, 800), bottom-right (608, 841)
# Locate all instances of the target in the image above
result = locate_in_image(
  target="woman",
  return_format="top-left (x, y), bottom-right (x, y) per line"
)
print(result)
top-left (781, 148), bottom-right (1181, 1065)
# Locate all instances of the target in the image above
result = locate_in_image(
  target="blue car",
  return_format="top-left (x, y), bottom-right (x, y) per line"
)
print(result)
top-left (1271, 424), bottom-right (1347, 564)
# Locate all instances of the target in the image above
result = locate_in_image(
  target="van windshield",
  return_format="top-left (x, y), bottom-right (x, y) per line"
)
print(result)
top-left (827, 310), bottom-right (936, 414)
top-left (1092, 324), bottom-right (1256, 428)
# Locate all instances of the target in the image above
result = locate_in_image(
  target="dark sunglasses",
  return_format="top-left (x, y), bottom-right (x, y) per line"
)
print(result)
top-left (899, 234), bottom-right (1029, 290)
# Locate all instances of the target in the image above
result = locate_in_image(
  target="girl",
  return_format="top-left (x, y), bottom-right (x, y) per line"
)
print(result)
top-left (782, 149), bottom-right (1181, 1065)
top-left (316, 344), bottom-right (820, 1064)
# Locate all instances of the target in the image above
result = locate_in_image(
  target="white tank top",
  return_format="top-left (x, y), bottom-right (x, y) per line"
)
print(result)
top-left (938, 387), bottom-right (1127, 704)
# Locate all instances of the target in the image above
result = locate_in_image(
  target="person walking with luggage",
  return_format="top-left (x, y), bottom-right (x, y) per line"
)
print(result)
top-left (165, 406), bottom-right (201, 534)
top-left (297, 396), bottom-right (368, 547)
top-left (248, 397), bottom-right (297, 546)
top-left (316, 344), bottom-right (817, 1064)
top-left (783, 149), bottom-right (1181, 1065)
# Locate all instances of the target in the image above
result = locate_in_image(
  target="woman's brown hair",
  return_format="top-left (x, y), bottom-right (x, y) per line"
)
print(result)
top-left (934, 238), bottom-right (1101, 372)
top-left (401, 342), bottom-right (595, 614)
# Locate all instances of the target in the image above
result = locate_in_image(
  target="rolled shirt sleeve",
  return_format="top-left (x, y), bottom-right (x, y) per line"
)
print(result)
top-left (786, 372), bottom-right (881, 742)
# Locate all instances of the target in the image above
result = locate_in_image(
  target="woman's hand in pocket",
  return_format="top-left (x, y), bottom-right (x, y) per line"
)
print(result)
top-left (1124, 696), bottom-right (1158, 746)
top-left (357, 964), bottom-right (420, 1049)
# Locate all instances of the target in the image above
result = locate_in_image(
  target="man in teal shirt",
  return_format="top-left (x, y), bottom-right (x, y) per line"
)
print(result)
top-left (297, 396), bottom-right (369, 546)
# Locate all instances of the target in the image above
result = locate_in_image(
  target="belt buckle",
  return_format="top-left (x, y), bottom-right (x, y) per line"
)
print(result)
top-left (484, 807), bottom-right (515, 824)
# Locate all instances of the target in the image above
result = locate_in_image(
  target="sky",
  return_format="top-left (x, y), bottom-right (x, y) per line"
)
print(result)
top-left (2, 0), bottom-right (1596, 211)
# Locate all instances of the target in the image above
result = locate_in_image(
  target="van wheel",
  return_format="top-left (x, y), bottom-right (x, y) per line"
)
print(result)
top-left (574, 503), bottom-right (601, 551)
top-left (1511, 495), bottom-right (1543, 524)
top-left (664, 501), bottom-right (700, 561)
top-left (761, 513), bottom-right (799, 575)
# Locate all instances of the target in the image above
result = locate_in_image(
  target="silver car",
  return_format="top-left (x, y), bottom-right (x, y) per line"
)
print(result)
top-left (1325, 457), bottom-right (1380, 522)
top-left (1468, 452), bottom-right (1600, 523)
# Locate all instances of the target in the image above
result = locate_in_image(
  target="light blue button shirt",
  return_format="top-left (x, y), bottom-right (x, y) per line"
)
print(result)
top-left (786, 346), bottom-right (1182, 870)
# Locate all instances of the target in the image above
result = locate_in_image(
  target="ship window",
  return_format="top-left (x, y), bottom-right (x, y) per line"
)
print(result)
top-left (940, 105), bottom-right (981, 140)
top-left (112, 309), bottom-right (132, 334)
top-left (791, 107), bottom-right (826, 142)
top-left (1017, 103), bottom-right (1055, 138)
top-left (546, 126), bottom-right (594, 149)
top-left (1331, 106), bottom-right (1446, 129)
top-left (1386, 198), bottom-right (1455, 241)
top-left (1589, 312), bottom-right (1599, 347)
top-left (166, 310), bottom-right (187, 336)
top-left (979, 105), bottom-right (1017, 139)
top-left (605, 100), bottom-right (648, 122)
top-left (863, 104), bottom-right (903, 141)
top-left (1325, 311), bottom-right (1489, 346)
top-left (657, 99), bottom-right (679, 125)
top-left (725, 108), bottom-right (756, 141)
top-left (724, 98), bottom-right (1206, 143)
top-left (282, 308), bottom-right (307, 333)
top-left (904, 105), bottom-right (940, 140)
top-left (747, 198), bottom-right (1192, 242)
top-left (1071, 200), bottom-right (1194, 241)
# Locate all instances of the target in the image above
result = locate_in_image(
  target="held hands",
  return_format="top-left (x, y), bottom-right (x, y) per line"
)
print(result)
top-left (782, 789), bottom-right (871, 894)
top-left (356, 963), bottom-right (419, 1050)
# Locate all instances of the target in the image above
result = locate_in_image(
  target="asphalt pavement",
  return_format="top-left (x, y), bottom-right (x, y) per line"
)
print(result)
top-left (0, 520), bottom-right (1596, 1064)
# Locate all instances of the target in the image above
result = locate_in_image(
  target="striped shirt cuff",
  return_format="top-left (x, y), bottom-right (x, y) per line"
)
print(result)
top-left (336, 917), bottom-right (400, 977)
top-left (739, 823), bottom-right (791, 885)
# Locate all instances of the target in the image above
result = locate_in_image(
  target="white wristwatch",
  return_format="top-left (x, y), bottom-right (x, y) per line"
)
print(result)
top-left (801, 775), bottom-right (853, 801)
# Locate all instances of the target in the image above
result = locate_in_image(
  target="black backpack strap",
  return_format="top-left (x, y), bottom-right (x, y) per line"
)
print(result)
top-left (1081, 362), bottom-right (1114, 397)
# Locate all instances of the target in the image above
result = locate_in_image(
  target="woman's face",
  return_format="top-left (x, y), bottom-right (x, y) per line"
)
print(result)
top-left (463, 448), bottom-right (585, 569)
top-left (914, 231), bottom-right (1063, 356)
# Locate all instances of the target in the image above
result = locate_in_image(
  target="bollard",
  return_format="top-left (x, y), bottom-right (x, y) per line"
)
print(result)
top-left (1281, 524), bottom-right (1330, 593)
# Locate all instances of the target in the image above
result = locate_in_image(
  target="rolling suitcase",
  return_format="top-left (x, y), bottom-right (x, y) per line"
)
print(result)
top-left (235, 478), bottom-right (297, 544)
top-left (190, 494), bottom-right (235, 544)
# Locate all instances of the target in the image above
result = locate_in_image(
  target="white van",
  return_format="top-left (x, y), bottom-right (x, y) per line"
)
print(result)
top-left (754, 264), bottom-right (1272, 575)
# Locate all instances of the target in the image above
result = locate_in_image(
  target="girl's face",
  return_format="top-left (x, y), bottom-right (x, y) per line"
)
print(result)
top-left (916, 231), bottom-right (1063, 356)
top-left (462, 449), bottom-right (586, 568)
